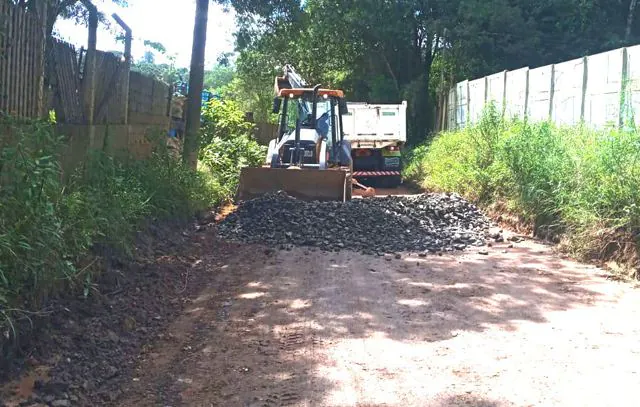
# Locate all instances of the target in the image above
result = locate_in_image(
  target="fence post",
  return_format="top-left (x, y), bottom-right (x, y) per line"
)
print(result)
top-left (445, 89), bottom-right (451, 130)
top-left (549, 64), bottom-right (555, 121)
top-left (112, 13), bottom-right (131, 125)
top-left (483, 76), bottom-right (488, 104)
top-left (441, 92), bottom-right (447, 131)
top-left (441, 93), bottom-right (446, 131)
top-left (619, 47), bottom-right (629, 128)
top-left (452, 84), bottom-right (458, 130)
top-left (466, 80), bottom-right (471, 127)
top-left (580, 56), bottom-right (588, 123)
top-left (501, 70), bottom-right (508, 116)
top-left (80, 1), bottom-right (98, 125)
top-left (523, 68), bottom-right (530, 120)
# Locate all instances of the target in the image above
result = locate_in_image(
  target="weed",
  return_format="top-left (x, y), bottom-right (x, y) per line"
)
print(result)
top-left (0, 108), bottom-right (261, 354)
top-left (406, 104), bottom-right (640, 268)
top-left (199, 99), bottom-right (267, 199)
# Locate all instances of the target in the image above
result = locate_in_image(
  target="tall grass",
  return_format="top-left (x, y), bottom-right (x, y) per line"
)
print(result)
top-left (198, 99), bottom-right (267, 198)
top-left (0, 114), bottom-right (246, 351)
top-left (406, 104), bottom-right (640, 269)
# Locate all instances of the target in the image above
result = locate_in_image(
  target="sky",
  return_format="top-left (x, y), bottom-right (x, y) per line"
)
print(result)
top-left (54, 0), bottom-right (237, 68)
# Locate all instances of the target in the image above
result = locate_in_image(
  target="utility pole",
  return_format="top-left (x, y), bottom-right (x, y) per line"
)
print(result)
top-left (183, 0), bottom-right (210, 169)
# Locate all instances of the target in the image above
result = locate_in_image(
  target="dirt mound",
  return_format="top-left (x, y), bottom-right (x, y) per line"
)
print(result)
top-left (218, 192), bottom-right (494, 254)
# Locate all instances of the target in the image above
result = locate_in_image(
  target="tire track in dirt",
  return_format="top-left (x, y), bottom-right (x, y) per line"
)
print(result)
top-left (116, 232), bottom-right (640, 407)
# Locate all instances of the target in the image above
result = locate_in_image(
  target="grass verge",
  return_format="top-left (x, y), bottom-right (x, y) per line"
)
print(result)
top-left (405, 104), bottom-right (640, 276)
top-left (0, 109), bottom-right (263, 360)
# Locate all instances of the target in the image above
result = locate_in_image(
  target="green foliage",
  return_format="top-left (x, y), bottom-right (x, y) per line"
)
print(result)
top-left (199, 99), bottom-right (267, 199)
top-left (132, 40), bottom-right (234, 98)
top-left (204, 65), bottom-right (235, 93)
top-left (406, 105), bottom-right (640, 262)
top-left (131, 40), bottom-right (189, 94)
top-left (143, 40), bottom-right (167, 54)
top-left (38, 0), bottom-right (130, 36)
top-left (200, 99), bottom-right (255, 147)
top-left (223, 0), bottom-right (640, 141)
top-left (0, 120), bottom-right (74, 309)
top-left (228, 0), bottom-right (444, 140)
top-left (0, 118), bottom-right (218, 344)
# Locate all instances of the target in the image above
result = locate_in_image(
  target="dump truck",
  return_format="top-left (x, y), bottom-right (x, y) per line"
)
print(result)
top-left (342, 101), bottom-right (408, 187)
top-left (236, 65), bottom-right (374, 202)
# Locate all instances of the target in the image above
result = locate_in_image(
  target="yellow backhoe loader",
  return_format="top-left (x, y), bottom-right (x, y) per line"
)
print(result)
top-left (237, 65), bottom-right (375, 201)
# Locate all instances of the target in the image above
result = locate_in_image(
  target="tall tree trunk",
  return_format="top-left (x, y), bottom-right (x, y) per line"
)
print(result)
top-left (627, 0), bottom-right (638, 41)
top-left (183, 0), bottom-right (210, 169)
top-left (381, 52), bottom-right (401, 98)
top-left (413, 66), bottom-right (431, 142)
top-left (412, 36), bottom-right (434, 142)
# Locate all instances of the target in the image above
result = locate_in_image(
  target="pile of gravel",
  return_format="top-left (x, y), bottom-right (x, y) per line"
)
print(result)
top-left (218, 191), bottom-right (494, 254)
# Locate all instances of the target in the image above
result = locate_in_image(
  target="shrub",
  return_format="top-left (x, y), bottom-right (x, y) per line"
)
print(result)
top-left (199, 99), bottom-right (266, 199)
top-left (407, 103), bottom-right (513, 201)
top-left (0, 117), bottom-right (219, 348)
top-left (0, 119), bottom-right (73, 314)
top-left (406, 105), bottom-right (640, 268)
top-left (0, 96), bottom-right (289, 349)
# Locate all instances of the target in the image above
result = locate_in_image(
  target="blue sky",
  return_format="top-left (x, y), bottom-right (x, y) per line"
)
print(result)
top-left (55, 0), bottom-right (237, 68)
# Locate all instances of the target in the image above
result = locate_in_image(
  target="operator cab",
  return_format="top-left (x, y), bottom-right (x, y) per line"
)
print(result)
top-left (271, 87), bottom-right (350, 169)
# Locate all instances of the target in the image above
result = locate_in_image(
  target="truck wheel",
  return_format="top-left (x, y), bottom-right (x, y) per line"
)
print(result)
top-left (380, 175), bottom-right (402, 188)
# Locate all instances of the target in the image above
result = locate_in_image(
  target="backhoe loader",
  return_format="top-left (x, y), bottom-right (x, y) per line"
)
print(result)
top-left (237, 65), bottom-right (374, 201)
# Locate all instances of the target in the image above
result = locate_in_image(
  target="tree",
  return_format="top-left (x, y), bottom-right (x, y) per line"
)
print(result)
top-left (183, 0), bottom-right (210, 169)
top-left (204, 64), bottom-right (235, 92)
top-left (225, 0), bottom-right (453, 141)
top-left (131, 40), bottom-right (189, 94)
top-left (220, 0), bottom-right (640, 139)
top-left (8, 0), bottom-right (130, 38)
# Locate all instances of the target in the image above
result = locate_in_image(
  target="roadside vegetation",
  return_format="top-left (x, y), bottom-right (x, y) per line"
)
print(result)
top-left (405, 104), bottom-right (640, 274)
top-left (199, 99), bottom-right (267, 198)
top-left (5, 0), bottom-right (640, 363)
top-left (0, 101), bottom-right (263, 354)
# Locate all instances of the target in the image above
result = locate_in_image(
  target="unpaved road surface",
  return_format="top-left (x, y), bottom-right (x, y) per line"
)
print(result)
top-left (117, 233), bottom-right (640, 406)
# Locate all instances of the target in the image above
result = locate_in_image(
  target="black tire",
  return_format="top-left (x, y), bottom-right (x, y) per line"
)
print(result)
top-left (379, 175), bottom-right (402, 188)
top-left (270, 153), bottom-right (280, 168)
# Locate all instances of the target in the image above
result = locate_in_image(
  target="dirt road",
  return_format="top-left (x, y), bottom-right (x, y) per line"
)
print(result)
top-left (117, 232), bottom-right (640, 406)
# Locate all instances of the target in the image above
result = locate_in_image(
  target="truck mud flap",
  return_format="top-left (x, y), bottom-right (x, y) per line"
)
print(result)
top-left (237, 167), bottom-right (350, 202)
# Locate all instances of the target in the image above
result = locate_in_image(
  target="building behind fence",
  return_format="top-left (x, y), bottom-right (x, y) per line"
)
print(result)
top-left (440, 44), bottom-right (640, 131)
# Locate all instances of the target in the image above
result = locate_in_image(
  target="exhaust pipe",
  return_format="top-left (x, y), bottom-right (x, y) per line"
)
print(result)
top-left (311, 84), bottom-right (321, 129)
top-left (293, 119), bottom-right (302, 166)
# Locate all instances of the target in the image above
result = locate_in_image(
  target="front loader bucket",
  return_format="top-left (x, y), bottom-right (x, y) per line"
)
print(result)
top-left (237, 167), bottom-right (350, 202)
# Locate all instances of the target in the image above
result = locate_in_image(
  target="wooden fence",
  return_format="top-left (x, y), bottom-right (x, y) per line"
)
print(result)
top-left (50, 38), bottom-right (83, 123)
top-left (93, 50), bottom-right (128, 124)
top-left (0, 1), bottom-right (46, 118)
top-left (0, 2), bottom-right (174, 164)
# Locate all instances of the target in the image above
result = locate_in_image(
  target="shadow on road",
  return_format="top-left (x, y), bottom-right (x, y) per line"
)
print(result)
top-left (117, 233), bottom-right (614, 406)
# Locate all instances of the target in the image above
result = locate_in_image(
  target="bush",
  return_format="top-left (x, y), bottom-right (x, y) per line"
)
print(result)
top-left (0, 97), bottom-right (276, 348)
top-left (406, 104), bottom-right (640, 268)
top-left (0, 117), bottom-right (218, 346)
top-left (199, 99), bottom-right (266, 199)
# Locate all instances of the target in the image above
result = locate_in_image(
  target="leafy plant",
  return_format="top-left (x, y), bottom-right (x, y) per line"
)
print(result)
top-left (0, 117), bottom-right (221, 353)
top-left (406, 105), bottom-right (640, 266)
top-left (198, 99), bottom-right (267, 199)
